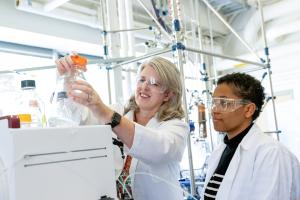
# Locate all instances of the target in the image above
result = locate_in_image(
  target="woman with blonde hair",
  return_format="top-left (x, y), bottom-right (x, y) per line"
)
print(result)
top-left (56, 56), bottom-right (189, 200)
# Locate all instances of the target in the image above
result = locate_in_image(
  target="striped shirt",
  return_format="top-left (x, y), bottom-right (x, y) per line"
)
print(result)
top-left (204, 124), bottom-right (253, 200)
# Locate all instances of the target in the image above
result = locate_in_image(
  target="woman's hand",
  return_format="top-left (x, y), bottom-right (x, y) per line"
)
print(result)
top-left (69, 79), bottom-right (113, 123)
top-left (55, 55), bottom-right (74, 75)
top-left (55, 54), bottom-right (87, 75)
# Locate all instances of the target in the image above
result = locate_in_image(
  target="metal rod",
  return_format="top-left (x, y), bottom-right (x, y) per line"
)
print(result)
top-left (257, 0), bottom-right (268, 49)
top-left (185, 47), bottom-right (265, 67)
top-left (207, 7), bottom-right (218, 82)
top-left (196, 2), bottom-right (214, 152)
top-left (109, 48), bottom-right (172, 69)
top-left (201, 0), bottom-right (262, 62)
top-left (205, 7), bottom-right (216, 152)
top-left (135, 0), bottom-right (173, 41)
top-left (264, 131), bottom-right (281, 134)
top-left (96, 56), bottom-right (136, 65)
top-left (100, 0), bottom-right (112, 104)
top-left (233, 65), bottom-right (267, 74)
top-left (0, 65), bottom-right (56, 74)
top-left (257, 0), bottom-right (280, 140)
top-left (170, 0), bottom-right (196, 196)
top-left (105, 26), bottom-right (151, 34)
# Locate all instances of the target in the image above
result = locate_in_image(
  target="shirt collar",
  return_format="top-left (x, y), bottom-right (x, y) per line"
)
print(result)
top-left (224, 123), bottom-right (253, 149)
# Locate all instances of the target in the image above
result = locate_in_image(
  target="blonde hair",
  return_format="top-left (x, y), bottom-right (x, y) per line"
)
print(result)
top-left (124, 56), bottom-right (185, 121)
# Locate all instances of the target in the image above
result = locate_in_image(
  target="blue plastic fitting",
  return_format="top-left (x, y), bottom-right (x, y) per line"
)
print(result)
top-left (174, 19), bottom-right (180, 31)
top-left (171, 43), bottom-right (185, 51)
top-left (104, 45), bottom-right (108, 56)
top-left (264, 47), bottom-right (269, 56)
top-left (189, 121), bottom-right (195, 132)
top-left (105, 66), bottom-right (112, 70)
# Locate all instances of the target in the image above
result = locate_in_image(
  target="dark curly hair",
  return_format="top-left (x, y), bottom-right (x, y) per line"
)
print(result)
top-left (217, 72), bottom-right (265, 121)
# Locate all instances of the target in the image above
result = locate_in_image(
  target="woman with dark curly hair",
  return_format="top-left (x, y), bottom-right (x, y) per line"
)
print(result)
top-left (202, 72), bottom-right (300, 200)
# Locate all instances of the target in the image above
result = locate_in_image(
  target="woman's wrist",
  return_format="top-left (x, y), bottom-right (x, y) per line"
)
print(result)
top-left (91, 103), bottom-right (114, 124)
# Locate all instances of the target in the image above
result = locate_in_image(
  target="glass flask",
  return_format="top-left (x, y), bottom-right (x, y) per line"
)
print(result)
top-left (48, 55), bottom-right (88, 127)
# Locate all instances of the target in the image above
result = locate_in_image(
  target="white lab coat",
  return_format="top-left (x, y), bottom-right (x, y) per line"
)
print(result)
top-left (202, 124), bottom-right (300, 200)
top-left (124, 110), bottom-right (188, 200)
top-left (85, 109), bottom-right (189, 200)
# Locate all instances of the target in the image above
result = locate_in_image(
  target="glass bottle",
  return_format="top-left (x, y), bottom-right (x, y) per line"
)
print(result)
top-left (48, 55), bottom-right (88, 127)
top-left (17, 79), bottom-right (45, 128)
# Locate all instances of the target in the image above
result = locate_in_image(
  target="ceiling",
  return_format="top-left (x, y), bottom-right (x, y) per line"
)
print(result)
top-left (14, 0), bottom-right (290, 45)
top-left (2, 0), bottom-right (300, 72)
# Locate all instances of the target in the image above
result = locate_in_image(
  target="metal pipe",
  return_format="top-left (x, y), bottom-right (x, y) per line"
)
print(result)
top-left (105, 26), bottom-right (151, 34)
top-left (201, 0), bottom-right (262, 62)
top-left (205, 7), bottom-right (216, 152)
top-left (257, 0), bottom-right (280, 140)
top-left (185, 47), bottom-right (266, 67)
top-left (100, 0), bottom-right (112, 104)
top-left (206, 7), bottom-right (218, 82)
top-left (135, 0), bottom-right (173, 41)
top-left (258, 0), bottom-right (268, 50)
top-left (196, 0), bottom-right (214, 152)
top-left (170, 0), bottom-right (196, 196)
top-left (234, 65), bottom-right (267, 74)
top-left (109, 49), bottom-right (172, 69)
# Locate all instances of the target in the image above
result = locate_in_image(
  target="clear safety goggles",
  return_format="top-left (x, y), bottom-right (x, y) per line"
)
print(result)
top-left (209, 97), bottom-right (252, 113)
top-left (136, 76), bottom-right (166, 93)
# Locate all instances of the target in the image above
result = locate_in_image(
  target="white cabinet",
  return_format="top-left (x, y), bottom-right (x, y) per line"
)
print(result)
top-left (0, 120), bottom-right (116, 200)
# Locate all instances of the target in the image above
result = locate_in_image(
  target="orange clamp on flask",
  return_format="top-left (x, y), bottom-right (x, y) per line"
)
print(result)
top-left (71, 55), bottom-right (87, 71)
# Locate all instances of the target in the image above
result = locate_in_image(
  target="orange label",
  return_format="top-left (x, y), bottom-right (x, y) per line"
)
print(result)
top-left (18, 114), bottom-right (32, 122)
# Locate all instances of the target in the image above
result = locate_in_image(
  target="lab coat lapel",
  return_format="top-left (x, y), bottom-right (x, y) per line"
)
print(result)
top-left (125, 111), bottom-right (159, 192)
top-left (204, 143), bottom-right (226, 190)
top-left (217, 146), bottom-right (241, 200)
top-left (216, 125), bottom-right (258, 199)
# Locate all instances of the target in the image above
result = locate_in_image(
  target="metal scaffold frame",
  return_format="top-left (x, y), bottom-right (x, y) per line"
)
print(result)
top-left (0, 0), bottom-right (281, 198)
top-left (100, 0), bottom-right (280, 198)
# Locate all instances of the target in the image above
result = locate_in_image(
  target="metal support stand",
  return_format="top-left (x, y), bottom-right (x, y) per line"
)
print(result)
top-left (170, 0), bottom-right (196, 197)
top-left (99, 0), bottom-right (112, 105)
top-left (196, 22), bottom-right (214, 152)
top-left (257, 0), bottom-right (280, 140)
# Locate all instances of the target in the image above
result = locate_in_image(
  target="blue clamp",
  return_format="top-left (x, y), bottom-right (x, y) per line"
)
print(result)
top-left (189, 121), bottom-right (195, 132)
top-left (174, 19), bottom-right (181, 31)
top-left (172, 42), bottom-right (185, 51)
top-left (103, 45), bottom-right (108, 56)
top-left (105, 65), bottom-right (112, 70)
top-left (202, 89), bottom-right (211, 95)
top-left (202, 63), bottom-right (207, 71)
top-left (201, 76), bottom-right (209, 81)
top-left (264, 47), bottom-right (269, 56)
top-left (148, 26), bottom-right (153, 30)
top-left (102, 30), bottom-right (107, 36)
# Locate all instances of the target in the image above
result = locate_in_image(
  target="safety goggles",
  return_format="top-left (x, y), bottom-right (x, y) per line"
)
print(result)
top-left (136, 76), bottom-right (166, 93)
top-left (209, 97), bottom-right (252, 113)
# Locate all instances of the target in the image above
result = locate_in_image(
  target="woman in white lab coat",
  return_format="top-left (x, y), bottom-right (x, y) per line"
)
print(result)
top-left (55, 56), bottom-right (188, 200)
top-left (202, 72), bottom-right (300, 200)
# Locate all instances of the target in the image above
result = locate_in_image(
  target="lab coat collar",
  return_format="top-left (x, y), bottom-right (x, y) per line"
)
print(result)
top-left (239, 123), bottom-right (260, 151)
top-left (217, 124), bottom-right (260, 199)
top-left (203, 124), bottom-right (261, 200)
